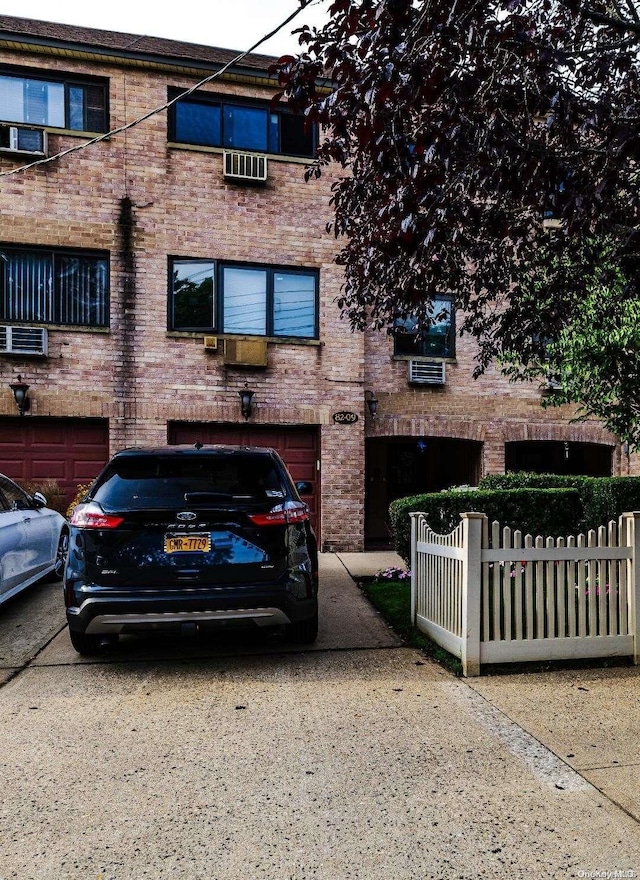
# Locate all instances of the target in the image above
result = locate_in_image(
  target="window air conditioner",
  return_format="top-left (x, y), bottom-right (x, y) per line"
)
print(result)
top-left (407, 359), bottom-right (446, 386)
top-left (223, 150), bottom-right (267, 183)
top-left (223, 338), bottom-right (268, 367)
top-left (0, 326), bottom-right (48, 356)
top-left (0, 125), bottom-right (48, 157)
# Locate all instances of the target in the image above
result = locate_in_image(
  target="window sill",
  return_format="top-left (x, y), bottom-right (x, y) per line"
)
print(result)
top-left (392, 354), bottom-right (456, 363)
top-left (44, 127), bottom-right (108, 139)
top-left (167, 143), bottom-right (312, 165)
top-left (0, 322), bottom-right (109, 333)
top-left (167, 331), bottom-right (321, 346)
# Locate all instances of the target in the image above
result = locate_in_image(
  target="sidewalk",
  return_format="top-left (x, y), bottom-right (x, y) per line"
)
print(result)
top-left (339, 554), bottom-right (640, 826)
top-left (314, 553), bottom-right (404, 649)
top-left (335, 549), bottom-right (406, 580)
top-left (468, 662), bottom-right (640, 823)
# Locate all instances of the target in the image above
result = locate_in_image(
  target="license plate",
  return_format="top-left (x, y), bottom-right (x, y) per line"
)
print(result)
top-left (164, 533), bottom-right (211, 553)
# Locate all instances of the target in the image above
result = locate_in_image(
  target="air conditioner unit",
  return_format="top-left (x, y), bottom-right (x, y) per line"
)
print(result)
top-left (0, 326), bottom-right (48, 356)
top-left (223, 338), bottom-right (268, 367)
top-left (203, 335), bottom-right (218, 351)
top-left (408, 359), bottom-right (446, 386)
top-left (223, 150), bottom-right (267, 183)
top-left (0, 125), bottom-right (48, 157)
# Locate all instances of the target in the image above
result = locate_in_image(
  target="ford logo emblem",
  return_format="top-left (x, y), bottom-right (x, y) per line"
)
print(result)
top-left (177, 512), bottom-right (197, 521)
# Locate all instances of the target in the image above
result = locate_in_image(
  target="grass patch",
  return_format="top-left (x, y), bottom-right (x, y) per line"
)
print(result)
top-left (360, 579), bottom-right (462, 675)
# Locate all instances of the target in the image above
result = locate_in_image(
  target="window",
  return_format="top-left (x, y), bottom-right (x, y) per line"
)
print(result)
top-left (0, 245), bottom-right (109, 327)
top-left (393, 296), bottom-right (455, 358)
top-left (170, 259), bottom-right (318, 339)
top-left (92, 452), bottom-right (286, 510)
top-left (0, 474), bottom-right (30, 510)
top-left (0, 69), bottom-right (108, 132)
top-left (172, 260), bottom-right (215, 330)
top-left (169, 91), bottom-right (316, 158)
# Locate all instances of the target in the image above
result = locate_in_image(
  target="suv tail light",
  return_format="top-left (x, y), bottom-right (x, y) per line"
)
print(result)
top-left (70, 503), bottom-right (124, 530)
top-left (248, 501), bottom-right (309, 527)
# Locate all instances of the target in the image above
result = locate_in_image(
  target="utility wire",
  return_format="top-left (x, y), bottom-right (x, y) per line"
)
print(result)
top-left (0, 0), bottom-right (318, 178)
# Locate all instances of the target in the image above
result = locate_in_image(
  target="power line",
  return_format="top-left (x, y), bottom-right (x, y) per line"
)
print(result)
top-left (0, 1), bottom-right (319, 179)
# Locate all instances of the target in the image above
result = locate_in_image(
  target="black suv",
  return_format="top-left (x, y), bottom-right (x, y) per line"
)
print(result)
top-left (64, 445), bottom-right (318, 654)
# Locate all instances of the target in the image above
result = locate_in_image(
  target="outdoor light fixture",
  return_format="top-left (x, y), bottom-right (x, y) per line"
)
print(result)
top-left (564, 441), bottom-right (570, 460)
top-left (9, 375), bottom-right (30, 416)
top-left (239, 384), bottom-right (254, 421)
top-left (364, 390), bottom-right (378, 419)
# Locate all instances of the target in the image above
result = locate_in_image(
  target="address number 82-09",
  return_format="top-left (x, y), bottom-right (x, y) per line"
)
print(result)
top-left (164, 534), bottom-right (211, 553)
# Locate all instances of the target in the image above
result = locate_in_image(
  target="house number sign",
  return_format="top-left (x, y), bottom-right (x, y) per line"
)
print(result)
top-left (333, 411), bottom-right (359, 424)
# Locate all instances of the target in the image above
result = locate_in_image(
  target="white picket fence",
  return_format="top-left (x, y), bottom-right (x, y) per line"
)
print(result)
top-left (410, 511), bottom-right (640, 676)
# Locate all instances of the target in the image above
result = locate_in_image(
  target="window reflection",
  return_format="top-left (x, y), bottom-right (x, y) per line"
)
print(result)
top-left (394, 297), bottom-right (454, 358)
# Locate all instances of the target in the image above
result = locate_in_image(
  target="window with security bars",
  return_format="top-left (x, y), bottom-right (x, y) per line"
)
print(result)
top-left (169, 259), bottom-right (318, 339)
top-left (0, 246), bottom-right (109, 327)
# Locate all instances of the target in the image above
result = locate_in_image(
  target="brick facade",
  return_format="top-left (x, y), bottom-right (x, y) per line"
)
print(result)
top-left (0, 16), bottom-right (634, 551)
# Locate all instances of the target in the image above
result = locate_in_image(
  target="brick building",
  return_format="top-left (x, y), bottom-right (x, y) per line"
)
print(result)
top-left (0, 15), bottom-right (633, 551)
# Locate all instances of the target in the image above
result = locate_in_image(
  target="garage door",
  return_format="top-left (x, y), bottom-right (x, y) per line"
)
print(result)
top-left (168, 422), bottom-right (320, 538)
top-left (0, 417), bottom-right (109, 507)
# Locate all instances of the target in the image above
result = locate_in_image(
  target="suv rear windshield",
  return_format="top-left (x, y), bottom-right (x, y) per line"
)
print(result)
top-left (91, 454), bottom-right (287, 510)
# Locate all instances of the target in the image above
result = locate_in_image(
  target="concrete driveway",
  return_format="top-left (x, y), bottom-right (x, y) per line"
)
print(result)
top-left (1, 554), bottom-right (640, 879)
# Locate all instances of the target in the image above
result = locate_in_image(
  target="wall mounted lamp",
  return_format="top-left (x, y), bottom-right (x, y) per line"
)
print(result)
top-left (9, 375), bottom-right (30, 416)
top-left (239, 384), bottom-right (255, 421)
top-left (364, 390), bottom-right (378, 419)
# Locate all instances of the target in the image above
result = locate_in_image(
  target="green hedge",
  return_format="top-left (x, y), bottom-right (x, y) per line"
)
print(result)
top-left (480, 472), bottom-right (640, 531)
top-left (389, 488), bottom-right (582, 563)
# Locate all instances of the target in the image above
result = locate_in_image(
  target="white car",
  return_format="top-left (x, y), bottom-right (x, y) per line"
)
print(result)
top-left (0, 473), bottom-right (68, 604)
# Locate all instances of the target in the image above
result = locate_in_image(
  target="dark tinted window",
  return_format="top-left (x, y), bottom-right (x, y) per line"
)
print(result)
top-left (92, 454), bottom-right (287, 510)
top-left (175, 101), bottom-right (220, 147)
top-left (171, 260), bottom-right (215, 330)
top-left (279, 112), bottom-right (314, 157)
top-left (170, 92), bottom-right (316, 158)
top-left (0, 474), bottom-right (30, 509)
top-left (223, 104), bottom-right (268, 152)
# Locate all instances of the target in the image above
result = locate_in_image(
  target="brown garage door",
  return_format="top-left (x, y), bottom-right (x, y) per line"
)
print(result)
top-left (168, 422), bottom-right (320, 538)
top-left (0, 417), bottom-right (109, 507)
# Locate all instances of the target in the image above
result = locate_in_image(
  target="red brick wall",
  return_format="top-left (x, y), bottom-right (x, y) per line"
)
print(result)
top-left (0, 44), bottom-right (633, 550)
top-left (0, 49), bottom-right (367, 549)
top-left (363, 311), bottom-right (627, 482)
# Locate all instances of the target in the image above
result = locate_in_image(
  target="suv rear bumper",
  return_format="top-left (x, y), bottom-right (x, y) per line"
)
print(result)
top-left (66, 587), bottom-right (317, 635)
top-left (79, 607), bottom-right (292, 634)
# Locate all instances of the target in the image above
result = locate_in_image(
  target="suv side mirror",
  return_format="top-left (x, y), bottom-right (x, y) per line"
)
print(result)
top-left (295, 481), bottom-right (313, 496)
top-left (31, 491), bottom-right (47, 508)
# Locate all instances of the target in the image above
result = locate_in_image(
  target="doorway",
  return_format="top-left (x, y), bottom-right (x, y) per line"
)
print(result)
top-left (365, 437), bottom-right (482, 546)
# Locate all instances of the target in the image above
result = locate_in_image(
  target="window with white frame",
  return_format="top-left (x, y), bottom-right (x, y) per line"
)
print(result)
top-left (170, 259), bottom-right (318, 339)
